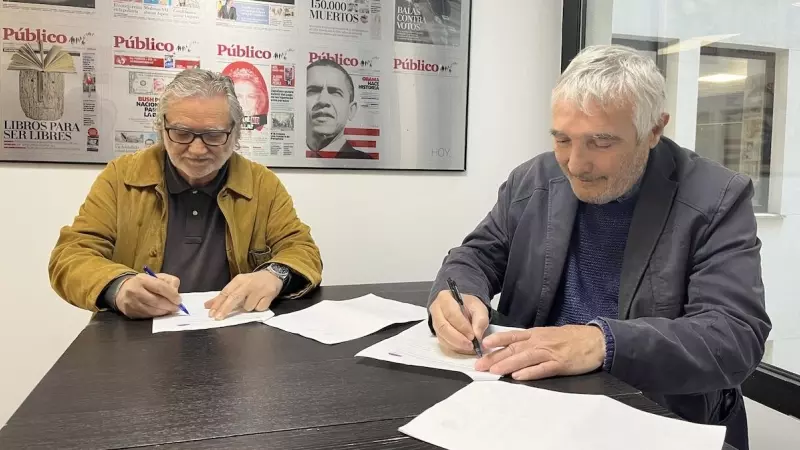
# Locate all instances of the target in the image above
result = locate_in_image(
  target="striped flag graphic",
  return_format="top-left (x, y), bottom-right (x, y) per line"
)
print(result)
top-left (305, 127), bottom-right (380, 159)
top-left (344, 127), bottom-right (380, 159)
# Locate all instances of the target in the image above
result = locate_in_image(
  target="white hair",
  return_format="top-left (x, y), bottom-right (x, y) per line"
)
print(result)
top-left (154, 68), bottom-right (244, 146)
top-left (552, 44), bottom-right (667, 143)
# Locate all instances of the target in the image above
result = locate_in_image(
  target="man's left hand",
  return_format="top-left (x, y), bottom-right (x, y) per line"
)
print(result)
top-left (475, 325), bottom-right (606, 380)
top-left (204, 271), bottom-right (283, 320)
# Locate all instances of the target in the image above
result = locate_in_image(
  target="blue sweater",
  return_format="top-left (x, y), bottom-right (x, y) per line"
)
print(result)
top-left (548, 195), bottom-right (638, 369)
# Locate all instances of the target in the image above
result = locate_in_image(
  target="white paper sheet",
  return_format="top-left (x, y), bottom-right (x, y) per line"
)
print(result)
top-left (262, 294), bottom-right (428, 344)
top-left (152, 291), bottom-right (275, 334)
top-left (399, 382), bottom-right (726, 450)
top-left (355, 321), bottom-right (522, 381)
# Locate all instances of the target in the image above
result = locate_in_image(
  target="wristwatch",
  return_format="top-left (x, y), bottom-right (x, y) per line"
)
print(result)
top-left (266, 263), bottom-right (292, 291)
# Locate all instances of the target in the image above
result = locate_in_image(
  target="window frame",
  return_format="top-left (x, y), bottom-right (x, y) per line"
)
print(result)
top-left (698, 45), bottom-right (776, 212)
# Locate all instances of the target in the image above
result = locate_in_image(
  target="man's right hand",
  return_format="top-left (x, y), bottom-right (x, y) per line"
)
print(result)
top-left (115, 273), bottom-right (181, 319)
top-left (429, 289), bottom-right (489, 354)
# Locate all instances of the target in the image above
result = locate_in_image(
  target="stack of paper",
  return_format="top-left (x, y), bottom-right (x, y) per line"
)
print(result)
top-left (263, 294), bottom-right (428, 344)
top-left (400, 382), bottom-right (726, 450)
top-left (152, 292), bottom-right (275, 334)
top-left (356, 321), bottom-right (521, 381)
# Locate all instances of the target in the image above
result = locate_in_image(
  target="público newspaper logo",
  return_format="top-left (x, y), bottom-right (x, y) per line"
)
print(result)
top-left (113, 35), bottom-right (198, 54)
top-left (3, 26), bottom-right (93, 46)
top-left (217, 44), bottom-right (293, 62)
top-left (393, 57), bottom-right (458, 76)
top-left (308, 51), bottom-right (378, 70)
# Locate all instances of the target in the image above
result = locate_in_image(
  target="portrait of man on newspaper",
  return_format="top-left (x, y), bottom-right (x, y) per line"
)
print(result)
top-left (217, 0), bottom-right (237, 20)
top-left (305, 58), bottom-right (373, 160)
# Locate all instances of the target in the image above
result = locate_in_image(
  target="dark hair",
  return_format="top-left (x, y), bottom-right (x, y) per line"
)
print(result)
top-left (307, 58), bottom-right (355, 102)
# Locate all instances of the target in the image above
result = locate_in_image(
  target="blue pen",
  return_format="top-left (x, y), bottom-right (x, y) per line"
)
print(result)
top-left (143, 266), bottom-right (189, 315)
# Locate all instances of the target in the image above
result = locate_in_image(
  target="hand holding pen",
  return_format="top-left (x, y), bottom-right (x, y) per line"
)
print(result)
top-left (113, 267), bottom-right (184, 319)
top-left (143, 266), bottom-right (189, 315)
top-left (446, 278), bottom-right (484, 357)
top-left (428, 278), bottom-right (489, 356)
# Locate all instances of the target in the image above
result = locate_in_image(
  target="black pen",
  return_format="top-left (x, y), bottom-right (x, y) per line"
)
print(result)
top-left (446, 277), bottom-right (483, 357)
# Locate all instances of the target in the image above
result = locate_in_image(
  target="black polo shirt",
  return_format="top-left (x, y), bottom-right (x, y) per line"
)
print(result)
top-left (161, 156), bottom-right (231, 293)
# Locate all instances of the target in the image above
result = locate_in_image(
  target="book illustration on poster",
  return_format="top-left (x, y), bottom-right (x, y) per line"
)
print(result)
top-left (8, 39), bottom-right (77, 121)
top-left (1, 25), bottom-right (101, 160)
top-left (305, 52), bottom-right (379, 160)
top-left (394, 0), bottom-right (461, 46)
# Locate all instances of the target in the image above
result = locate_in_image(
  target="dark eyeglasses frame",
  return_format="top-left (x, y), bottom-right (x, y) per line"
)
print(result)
top-left (163, 115), bottom-right (235, 146)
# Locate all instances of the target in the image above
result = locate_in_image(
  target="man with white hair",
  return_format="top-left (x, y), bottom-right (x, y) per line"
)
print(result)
top-left (50, 68), bottom-right (322, 321)
top-left (428, 45), bottom-right (770, 449)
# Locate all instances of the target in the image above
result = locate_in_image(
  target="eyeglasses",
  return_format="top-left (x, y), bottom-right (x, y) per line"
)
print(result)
top-left (163, 115), bottom-right (234, 146)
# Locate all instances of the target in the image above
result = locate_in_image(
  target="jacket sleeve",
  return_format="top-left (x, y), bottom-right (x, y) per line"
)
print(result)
top-left (605, 174), bottom-right (771, 395)
top-left (428, 173), bottom-right (515, 308)
top-left (260, 177), bottom-right (322, 298)
top-left (48, 161), bottom-right (136, 312)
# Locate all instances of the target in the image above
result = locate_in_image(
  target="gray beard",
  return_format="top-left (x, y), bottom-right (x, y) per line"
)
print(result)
top-left (571, 146), bottom-right (650, 205)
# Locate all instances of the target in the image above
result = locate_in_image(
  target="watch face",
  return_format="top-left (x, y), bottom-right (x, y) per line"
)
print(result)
top-left (269, 264), bottom-right (290, 277)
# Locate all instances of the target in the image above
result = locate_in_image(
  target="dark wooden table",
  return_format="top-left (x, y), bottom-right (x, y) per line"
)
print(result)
top-left (0, 282), bottom-right (733, 449)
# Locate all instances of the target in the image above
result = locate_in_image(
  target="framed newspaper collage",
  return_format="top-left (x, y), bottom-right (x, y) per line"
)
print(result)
top-left (0, 0), bottom-right (470, 170)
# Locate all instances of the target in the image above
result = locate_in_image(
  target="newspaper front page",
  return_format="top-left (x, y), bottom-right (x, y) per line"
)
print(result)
top-left (1, 24), bottom-right (104, 162)
top-left (214, 34), bottom-right (297, 159)
top-left (111, 30), bottom-right (201, 154)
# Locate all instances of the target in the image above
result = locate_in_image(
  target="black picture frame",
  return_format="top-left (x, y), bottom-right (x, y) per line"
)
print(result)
top-left (0, 0), bottom-right (473, 173)
top-left (561, 0), bottom-right (586, 73)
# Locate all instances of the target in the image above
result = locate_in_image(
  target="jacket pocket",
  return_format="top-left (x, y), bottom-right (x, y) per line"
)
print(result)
top-left (712, 388), bottom-right (743, 426)
top-left (649, 230), bottom-right (689, 319)
top-left (248, 247), bottom-right (273, 269)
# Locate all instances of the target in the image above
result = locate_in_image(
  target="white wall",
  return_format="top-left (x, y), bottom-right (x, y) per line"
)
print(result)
top-left (745, 397), bottom-right (800, 449)
top-left (0, 165), bottom-right (100, 426)
top-left (598, 0), bottom-right (800, 371)
top-left (0, 0), bottom-right (564, 426)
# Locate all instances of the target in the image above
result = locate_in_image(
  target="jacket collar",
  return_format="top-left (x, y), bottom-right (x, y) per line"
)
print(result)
top-left (617, 138), bottom-right (678, 319)
top-left (122, 143), bottom-right (253, 200)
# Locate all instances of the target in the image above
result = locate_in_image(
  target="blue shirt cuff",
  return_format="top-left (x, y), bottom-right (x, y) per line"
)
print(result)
top-left (588, 317), bottom-right (615, 372)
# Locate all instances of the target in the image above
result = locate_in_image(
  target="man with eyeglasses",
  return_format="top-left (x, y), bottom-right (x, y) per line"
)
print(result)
top-left (49, 68), bottom-right (322, 320)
